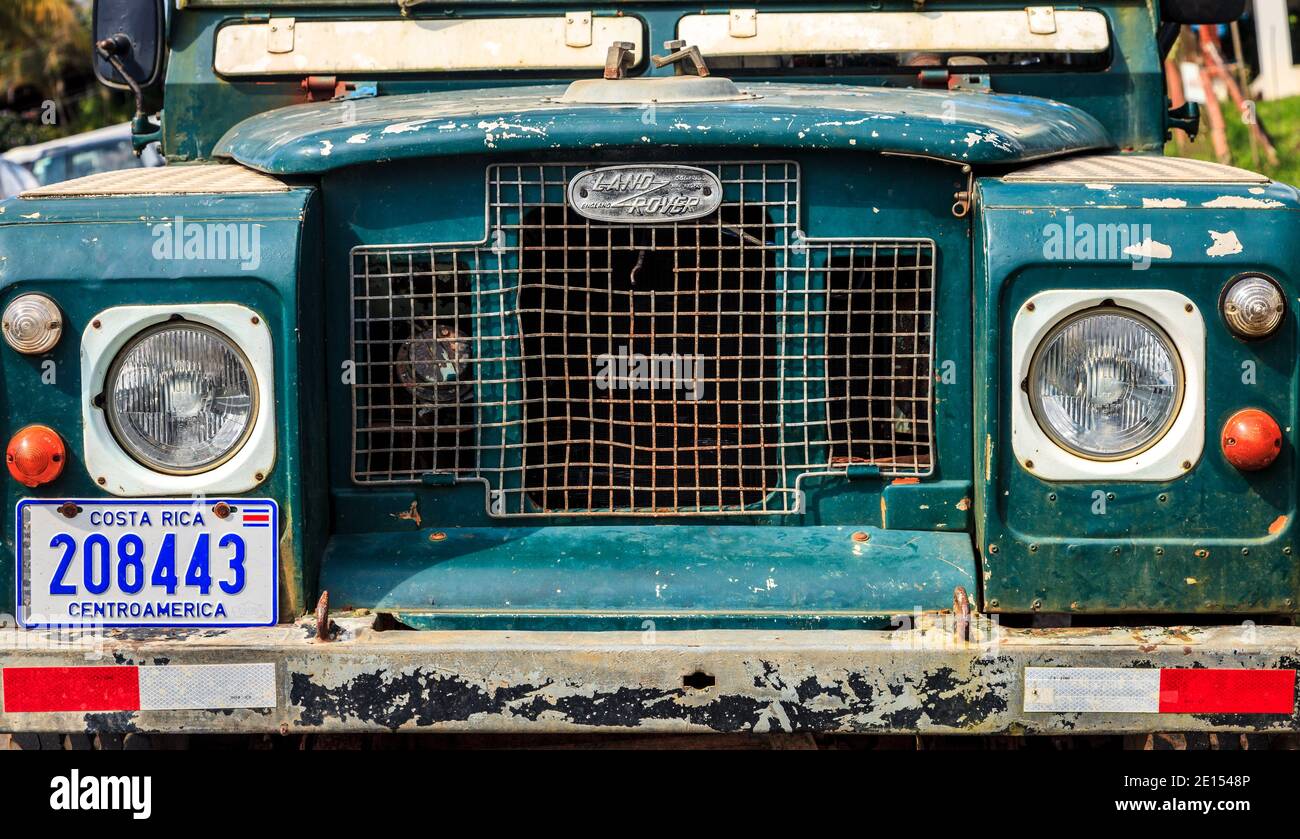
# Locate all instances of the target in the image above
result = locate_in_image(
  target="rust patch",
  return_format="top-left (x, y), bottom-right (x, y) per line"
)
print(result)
top-left (956, 497), bottom-right (971, 512)
top-left (393, 501), bottom-right (422, 527)
top-left (891, 477), bottom-right (920, 485)
top-left (1268, 514), bottom-right (1288, 535)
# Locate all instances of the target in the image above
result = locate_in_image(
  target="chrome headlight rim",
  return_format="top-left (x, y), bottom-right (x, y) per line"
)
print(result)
top-left (1027, 304), bottom-right (1186, 463)
top-left (103, 319), bottom-right (260, 476)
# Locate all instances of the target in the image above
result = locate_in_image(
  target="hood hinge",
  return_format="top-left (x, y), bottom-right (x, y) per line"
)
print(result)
top-left (728, 9), bottom-right (758, 38)
top-left (565, 12), bottom-right (593, 48)
top-left (267, 17), bottom-right (296, 54)
top-left (1026, 6), bottom-right (1057, 36)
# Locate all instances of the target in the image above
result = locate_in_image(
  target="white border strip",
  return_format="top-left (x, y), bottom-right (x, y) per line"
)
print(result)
top-left (1024, 667), bottom-right (1160, 713)
top-left (138, 664), bottom-right (277, 711)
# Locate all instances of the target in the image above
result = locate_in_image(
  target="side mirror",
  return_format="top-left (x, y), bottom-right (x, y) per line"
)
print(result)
top-left (92, 0), bottom-right (166, 93)
top-left (1160, 0), bottom-right (1247, 24)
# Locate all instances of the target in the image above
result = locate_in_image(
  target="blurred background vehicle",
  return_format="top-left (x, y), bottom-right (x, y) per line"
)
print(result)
top-left (3, 122), bottom-right (162, 186)
top-left (0, 158), bottom-right (37, 199)
top-left (1, 0), bottom-right (140, 185)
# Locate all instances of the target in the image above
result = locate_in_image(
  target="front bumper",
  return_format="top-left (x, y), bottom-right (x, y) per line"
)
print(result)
top-left (2, 616), bottom-right (1297, 735)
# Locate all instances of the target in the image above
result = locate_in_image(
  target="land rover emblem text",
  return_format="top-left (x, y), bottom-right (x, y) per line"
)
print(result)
top-left (567, 165), bottom-right (723, 223)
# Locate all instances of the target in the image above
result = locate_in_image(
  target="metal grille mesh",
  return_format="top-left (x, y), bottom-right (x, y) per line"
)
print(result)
top-left (351, 162), bottom-right (935, 516)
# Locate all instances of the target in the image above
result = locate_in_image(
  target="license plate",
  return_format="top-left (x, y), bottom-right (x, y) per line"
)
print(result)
top-left (16, 498), bottom-right (278, 629)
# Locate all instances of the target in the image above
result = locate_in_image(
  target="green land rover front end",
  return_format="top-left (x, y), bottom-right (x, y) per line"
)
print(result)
top-left (1, 0), bottom-right (1298, 736)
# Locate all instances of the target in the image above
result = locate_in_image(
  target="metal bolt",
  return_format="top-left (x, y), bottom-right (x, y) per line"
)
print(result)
top-left (988, 543), bottom-right (999, 554)
top-left (315, 590), bottom-right (333, 642)
top-left (1241, 547), bottom-right (1250, 556)
top-left (1285, 547), bottom-right (1293, 555)
top-left (851, 531), bottom-right (870, 543)
top-left (92, 319), bottom-right (101, 329)
top-left (429, 531), bottom-right (448, 542)
top-left (1195, 548), bottom-right (1209, 558)
top-left (1029, 543), bottom-right (1039, 553)
top-left (254, 472), bottom-right (265, 482)
top-left (251, 316), bottom-right (260, 325)
top-left (1155, 547), bottom-right (1165, 556)
top-left (1158, 494), bottom-right (1168, 503)
top-left (96, 476), bottom-right (106, 486)
top-left (1182, 460), bottom-right (1192, 470)
top-left (988, 599), bottom-right (999, 608)
top-left (1047, 493), bottom-right (1057, 502)
top-left (1031, 599), bottom-right (1042, 610)
top-left (58, 501), bottom-right (79, 519)
top-left (1024, 460), bottom-right (1034, 469)
top-left (1106, 492), bottom-right (1115, 501)
top-left (1184, 303), bottom-right (1194, 313)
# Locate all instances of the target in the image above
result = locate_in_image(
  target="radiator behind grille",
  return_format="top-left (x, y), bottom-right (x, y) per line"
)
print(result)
top-left (351, 162), bottom-right (935, 516)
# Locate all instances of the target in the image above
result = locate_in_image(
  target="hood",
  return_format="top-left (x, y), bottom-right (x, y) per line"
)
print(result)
top-left (214, 82), bottom-right (1111, 175)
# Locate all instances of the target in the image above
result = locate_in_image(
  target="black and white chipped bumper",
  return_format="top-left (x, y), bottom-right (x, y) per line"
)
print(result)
top-left (0, 617), bottom-right (1297, 734)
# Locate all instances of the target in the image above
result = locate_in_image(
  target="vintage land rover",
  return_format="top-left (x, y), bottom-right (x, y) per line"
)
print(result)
top-left (0, 0), bottom-right (1297, 740)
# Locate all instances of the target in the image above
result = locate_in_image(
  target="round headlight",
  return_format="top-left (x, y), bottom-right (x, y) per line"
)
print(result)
top-left (105, 322), bottom-right (257, 474)
top-left (1222, 274), bottom-right (1284, 339)
top-left (1029, 308), bottom-right (1183, 460)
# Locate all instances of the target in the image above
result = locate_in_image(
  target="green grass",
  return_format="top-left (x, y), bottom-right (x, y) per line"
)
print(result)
top-left (1167, 96), bottom-right (1300, 186)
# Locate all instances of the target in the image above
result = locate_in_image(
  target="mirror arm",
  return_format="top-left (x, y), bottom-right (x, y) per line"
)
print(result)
top-left (95, 37), bottom-right (161, 156)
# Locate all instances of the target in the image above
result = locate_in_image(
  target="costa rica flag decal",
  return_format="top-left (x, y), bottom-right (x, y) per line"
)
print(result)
top-left (241, 505), bottom-right (272, 528)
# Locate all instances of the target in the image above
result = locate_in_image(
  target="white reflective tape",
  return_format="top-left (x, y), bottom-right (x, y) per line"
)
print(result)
top-left (1024, 667), bottom-right (1160, 713)
top-left (137, 663), bottom-right (277, 711)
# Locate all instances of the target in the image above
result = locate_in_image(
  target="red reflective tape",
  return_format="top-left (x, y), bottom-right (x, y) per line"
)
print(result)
top-left (1157, 668), bottom-right (1296, 714)
top-left (2, 666), bottom-right (141, 713)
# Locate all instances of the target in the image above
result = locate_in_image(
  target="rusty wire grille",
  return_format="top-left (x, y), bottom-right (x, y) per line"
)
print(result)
top-left (350, 162), bottom-right (935, 516)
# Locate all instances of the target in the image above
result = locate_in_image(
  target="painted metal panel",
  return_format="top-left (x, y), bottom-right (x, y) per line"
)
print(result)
top-left (214, 17), bottom-right (644, 75)
top-left (974, 175), bottom-right (1300, 614)
top-left (679, 10), bottom-right (1110, 57)
top-left (211, 84), bottom-right (1111, 175)
top-left (318, 526), bottom-right (978, 629)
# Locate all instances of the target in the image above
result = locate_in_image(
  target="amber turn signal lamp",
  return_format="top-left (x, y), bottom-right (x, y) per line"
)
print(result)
top-left (1221, 409), bottom-right (1282, 472)
top-left (6, 425), bottom-right (66, 487)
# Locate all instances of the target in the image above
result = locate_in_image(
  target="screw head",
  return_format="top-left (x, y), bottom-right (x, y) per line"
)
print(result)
top-left (851, 531), bottom-right (870, 543)
top-left (429, 531), bottom-right (448, 542)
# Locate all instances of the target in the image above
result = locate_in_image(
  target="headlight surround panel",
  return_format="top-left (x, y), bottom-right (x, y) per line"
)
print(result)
top-left (81, 304), bottom-right (276, 496)
top-left (1010, 290), bottom-right (1205, 481)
